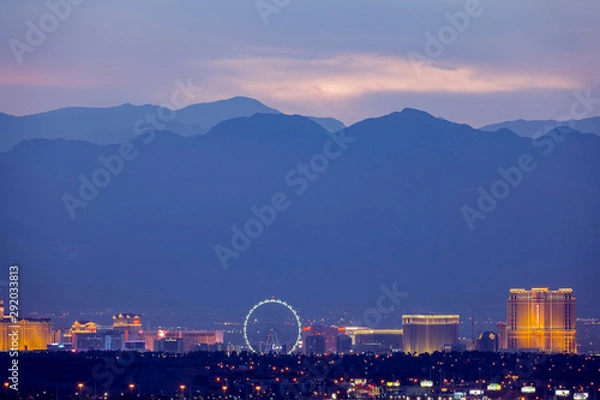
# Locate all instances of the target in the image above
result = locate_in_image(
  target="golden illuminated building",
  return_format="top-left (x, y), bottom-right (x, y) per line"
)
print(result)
top-left (0, 300), bottom-right (52, 351)
top-left (113, 313), bottom-right (142, 328)
top-left (0, 318), bottom-right (53, 351)
top-left (112, 313), bottom-right (142, 341)
top-left (71, 320), bottom-right (97, 333)
top-left (343, 328), bottom-right (404, 336)
top-left (507, 288), bottom-right (576, 353)
top-left (0, 300), bottom-right (9, 320)
top-left (70, 320), bottom-right (99, 348)
top-left (402, 315), bottom-right (459, 354)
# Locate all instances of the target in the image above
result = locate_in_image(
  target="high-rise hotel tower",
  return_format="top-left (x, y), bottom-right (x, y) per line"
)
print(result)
top-left (507, 288), bottom-right (576, 353)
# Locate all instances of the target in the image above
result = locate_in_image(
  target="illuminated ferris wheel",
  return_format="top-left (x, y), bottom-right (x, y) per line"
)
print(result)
top-left (243, 298), bottom-right (302, 354)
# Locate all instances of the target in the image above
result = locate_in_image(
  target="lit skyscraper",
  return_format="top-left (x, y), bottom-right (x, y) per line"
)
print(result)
top-left (507, 288), bottom-right (576, 353)
top-left (0, 318), bottom-right (53, 351)
top-left (402, 315), bottom-right (459, 354)
top-left (0, 300), bottom-right (52, 351)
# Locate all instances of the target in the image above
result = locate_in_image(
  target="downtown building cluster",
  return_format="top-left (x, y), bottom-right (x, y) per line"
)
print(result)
top-left (0, 309), bottom-right (224, 353)
top-left (0, 288), bottom-right (586, 355)
top-left (303, 288), bottom-right (580, 355)
top-left (52, 313), bottom-right (225, 353)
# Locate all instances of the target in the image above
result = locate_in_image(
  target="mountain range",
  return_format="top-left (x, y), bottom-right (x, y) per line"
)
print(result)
top-left (0, 96), bottom-right (345, 152)
top-left (480, 115), bottom-right (600, 138)
top-left (0, 100), bottom-right (599, 322)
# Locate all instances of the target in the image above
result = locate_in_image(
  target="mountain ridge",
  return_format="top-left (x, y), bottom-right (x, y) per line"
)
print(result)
top-left (0, 97), bottom-right (345, 152)
top-left (1, 111), bottom-right (598, 317)
top-left (480, 115), bottom-right (600, 138)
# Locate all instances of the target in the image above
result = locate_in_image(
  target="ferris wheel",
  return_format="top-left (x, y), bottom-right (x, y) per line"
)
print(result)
top-left (243, 298), bottom-right (302, 354)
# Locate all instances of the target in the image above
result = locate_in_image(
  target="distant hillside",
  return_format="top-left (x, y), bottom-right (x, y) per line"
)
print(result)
top-left (480, 116), bottom-right (600, 138)
top-left (1, 110), bottom-right (598, 317)
top-left (0, 97), bottom-right (344, 152)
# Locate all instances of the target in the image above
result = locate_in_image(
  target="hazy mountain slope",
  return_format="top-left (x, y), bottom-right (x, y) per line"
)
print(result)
top-left (175, 96), bottom-right (281, 127)
top-left (0, 103), bottom-right (205, 152)
top-left (304, 116), bottom-right (345, 133)
top-left (480, 116), bottom-right (600, 137)
top-left (0, 97), bottom-right (345, 151)
top-left (0, 111), bottom-right (598, 319)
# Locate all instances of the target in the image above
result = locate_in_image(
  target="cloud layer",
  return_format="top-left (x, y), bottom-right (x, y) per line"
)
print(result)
top-left (1, 0), bottom-right (599, 126)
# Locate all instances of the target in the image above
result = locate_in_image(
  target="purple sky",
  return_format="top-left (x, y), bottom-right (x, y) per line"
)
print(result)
top-left (1, 0), bottom-right (599, 126)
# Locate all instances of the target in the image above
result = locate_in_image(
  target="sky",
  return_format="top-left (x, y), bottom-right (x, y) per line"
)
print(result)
top-left (1, 0), bottom-right (599, 127)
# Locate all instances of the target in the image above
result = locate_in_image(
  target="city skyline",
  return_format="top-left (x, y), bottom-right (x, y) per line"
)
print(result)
top-left (2, 288), bottom-right (596, 355)
top-left (1, 1), bottom-right (599, 397)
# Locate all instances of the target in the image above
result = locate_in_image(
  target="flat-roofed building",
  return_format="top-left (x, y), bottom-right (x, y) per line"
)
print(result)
top-left (154, 337), bottom-right (185, 353)
top-left (73, 330), bottom-right (125, 351)
top-left (305, 335), bottom-right (326, 354)
top-left (343, 327), bottom-right (403, 353)
top-left (402, 315), bottom-right (459, 354)
top-left (145, 329), bottom-right (224, 352)
top-left (336, 335), bottom-right (353, 353)
top-left (0, 318), bottom-right (53, 351)
top-left (301, 326), bottom-right (340, 353)
top-left (74, 332), bottom-right (103, 350)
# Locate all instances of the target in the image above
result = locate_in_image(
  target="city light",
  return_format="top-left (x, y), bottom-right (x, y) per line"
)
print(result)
top-left (243, 298), bottom-right (302, 354)
top-left (2, 289), bottom-right (598, 399)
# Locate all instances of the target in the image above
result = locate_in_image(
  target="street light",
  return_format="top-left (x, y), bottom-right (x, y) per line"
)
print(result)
top-left (222, 385), bottom-right (228, 398)
top-left (180, 384), bottom-right (186, 399)
top-left (128, 383), bottom-right (135, 400)
top-left (77, 383), bottom-right (84, 396)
